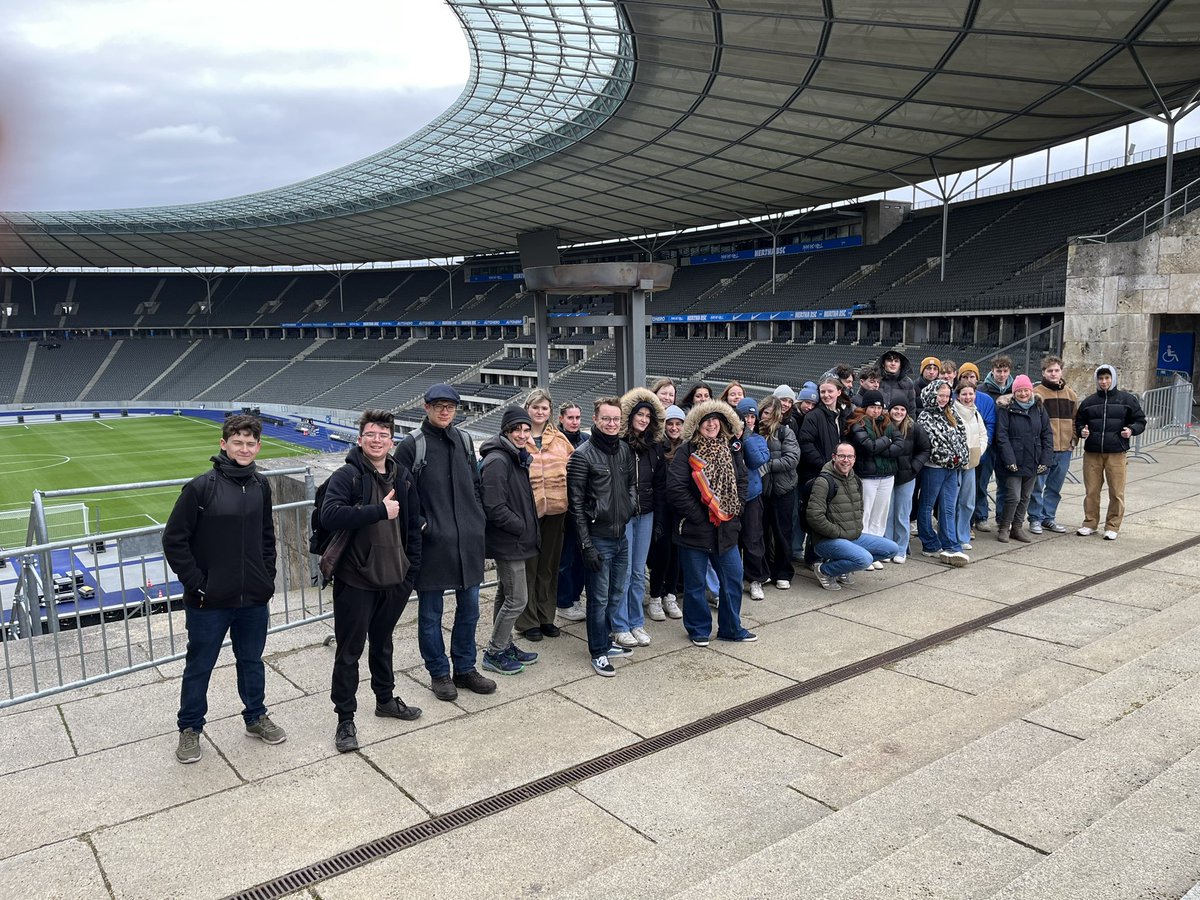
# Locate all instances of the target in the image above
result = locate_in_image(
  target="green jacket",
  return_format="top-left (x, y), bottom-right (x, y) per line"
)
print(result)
top-left (806, 460), bottom-right (863, 542)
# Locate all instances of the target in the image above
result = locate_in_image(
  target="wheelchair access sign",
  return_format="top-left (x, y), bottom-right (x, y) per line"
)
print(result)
top-left (1157, 332), bottom-right (1193, 375)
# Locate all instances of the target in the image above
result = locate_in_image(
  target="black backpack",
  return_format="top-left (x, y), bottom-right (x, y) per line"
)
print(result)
top-left (797, 471), bottom-right (838, 526)
top-left (308, 468), bottom-right (363, 555)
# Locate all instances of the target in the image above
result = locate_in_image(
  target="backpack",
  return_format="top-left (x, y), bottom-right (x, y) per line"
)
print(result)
top-left (199, 469), bottom-right (269, 512)
top-left (308, 467), bottom-right (363, 555)
top-left (407, 428), bottom-right (475, 477)
top-left (796, 472), bottom-right (838, 526)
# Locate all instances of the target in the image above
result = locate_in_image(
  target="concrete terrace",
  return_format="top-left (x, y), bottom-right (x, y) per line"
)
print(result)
top-left (3, 444), bottom-right (1200, 899)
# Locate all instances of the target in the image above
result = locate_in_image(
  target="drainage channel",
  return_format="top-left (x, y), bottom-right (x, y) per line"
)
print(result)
top-left (227, 533), bottom-right (1200, 900)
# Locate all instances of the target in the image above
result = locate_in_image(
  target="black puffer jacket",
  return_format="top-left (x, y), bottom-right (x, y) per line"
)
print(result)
top-left (797, 404), bottom-right (845, 483)
top-left (878, 349), bottom-right (916, 413)
top-left (667, 401), bottom-right (748, 555)
top-left (162, 453), bottom-right (276, 609)
top-left (620, 387), bottom-right (667, 518)
top-left (995, 395), bottom-right (1055, 477)
top-left (893, 422), bottom-right (931, 486)
top-left (479, 434), bottom-right (540, 561)
top-left (848, 416), bottom-right (903, 478)
top-left (566, 433), bottom-right (638, 550)
top-left (1074, 365), bottom-right (1147, 454)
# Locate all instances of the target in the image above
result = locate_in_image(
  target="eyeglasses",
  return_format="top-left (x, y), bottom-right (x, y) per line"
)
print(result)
top-left (834, 453), bottom-right (856, 460)
top-left (361, 431), bottom-right (392, 441)
top-left (597, 416), bottom-right (621, 424)
top-left (428, 402), bottom-right (457, 412)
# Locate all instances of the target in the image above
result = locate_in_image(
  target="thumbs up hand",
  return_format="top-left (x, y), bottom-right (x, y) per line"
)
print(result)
top-left (383, 488), bottom-right (400, 520)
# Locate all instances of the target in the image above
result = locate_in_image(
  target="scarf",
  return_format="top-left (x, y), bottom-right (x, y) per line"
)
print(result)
top-left (1015, 396), bottom-right (1035, 410)
top-left (591, 430), bottom-right (621, 455)
top-left (689, 434), bottom-right (743, 525)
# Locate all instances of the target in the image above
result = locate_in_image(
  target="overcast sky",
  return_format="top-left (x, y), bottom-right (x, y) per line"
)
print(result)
top-left (1, 1), bottom-right (1196, 217)
top-left (0, 0), bottom-right (468, 211)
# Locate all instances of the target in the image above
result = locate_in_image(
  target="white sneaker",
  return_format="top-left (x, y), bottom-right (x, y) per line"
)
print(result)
top-left (962, 543), bottom-right (973, 550)
top-left (1077, 527), bottom-right (1095, 536)
top-left (559, 600), bottom-right (586, 622)
top-left (774, 579), bottom-right (791, 590)
top-left (890, 555), bottom-right (906, 564)
top-left (1103, 530), bottom-right (1119, 541)
top-left (613, 631), bottom-right (638, 648)
top-left (871, 561), bottom-right (884, 570)
top-left (749, 581), bottom-right (765, 600)
top-left (646, 597), bottom-right (666, 621)
top-left (631, 626), bottom-right (651, 646)
top-left (946, 551), bottom-right (970, 567)
top-left (662, 594), bottom-right (682, 619)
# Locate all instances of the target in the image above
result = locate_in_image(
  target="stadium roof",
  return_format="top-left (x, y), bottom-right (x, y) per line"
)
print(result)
top-left (2, 0), bottom-right (1199, 268)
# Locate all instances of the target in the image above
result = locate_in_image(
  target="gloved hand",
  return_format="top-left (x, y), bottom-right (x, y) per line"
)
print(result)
top-left (652, 522), bottom-right (664, 543)
top-left (1036, 464), bottom-right (1048, 474)
top-left (584, 546), bottom-right (603, 572)
top-left (1007, 464), bottom-right (1018, 472)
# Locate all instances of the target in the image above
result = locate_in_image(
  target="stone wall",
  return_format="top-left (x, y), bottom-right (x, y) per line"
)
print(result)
top-left (1064, 209), bottom-right (1200, 393)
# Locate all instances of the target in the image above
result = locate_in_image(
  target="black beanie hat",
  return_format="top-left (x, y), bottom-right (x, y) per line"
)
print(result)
top-left (861, 389), bottom-right (885, 408)
top-left (501, 406), bottom-right (533, 433)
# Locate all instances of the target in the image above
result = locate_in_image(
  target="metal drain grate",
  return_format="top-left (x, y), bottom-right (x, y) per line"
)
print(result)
top-left (227, 532), bottom-right (1200, 900)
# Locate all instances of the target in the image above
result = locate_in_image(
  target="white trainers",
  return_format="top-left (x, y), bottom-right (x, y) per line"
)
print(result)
top-left (613, 631), bottom-right (638, 648)
top-left (1103, 530), bottom-right (1119, 541)
top-left (662, 594), bottom-right (682, 619)
top-left (774, 579), bottom-right (791, 590)
top-left (945, 550), bottom-right (970, 567)
top-left (559, 600), bottom-right (586, 622)
top-left (871, 561), bottom-right (884, 571)
top-left (631, 626), bottom-right (651, 646)
top-left (749, 581), bottom-right (765, 600)
top-left (890, 555), bottom-right (906, 564)
top-left (1077, 527), bottom-right (1095, 536)
top-left (646, 597), bottom-right (666, 621)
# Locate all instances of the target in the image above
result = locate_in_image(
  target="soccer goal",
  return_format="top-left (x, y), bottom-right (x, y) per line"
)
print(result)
top-left (0, 502), bottom-right (94, 548)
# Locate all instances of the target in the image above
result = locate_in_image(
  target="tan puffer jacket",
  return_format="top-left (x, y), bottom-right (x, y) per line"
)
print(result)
top-left (527, 424), bottom-right (573, 517)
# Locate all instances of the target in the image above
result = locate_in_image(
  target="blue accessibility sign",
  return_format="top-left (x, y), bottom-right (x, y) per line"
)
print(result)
top-left (1157, 332), bottom-right (1194, 375)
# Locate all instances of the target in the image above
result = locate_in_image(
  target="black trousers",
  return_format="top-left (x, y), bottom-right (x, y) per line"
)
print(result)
top-left (740, 496), bottom-right (770, 583)
top-left (331, 581), bottom-right (409, 720)
top-left (648, 512), bottom-right (682, 598)
top-left (764, 489), bottom-right (796, 581)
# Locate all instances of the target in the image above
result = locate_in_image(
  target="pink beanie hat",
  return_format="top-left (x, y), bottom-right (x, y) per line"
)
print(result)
top-left (1012, 374), bottom-right (1033, 391)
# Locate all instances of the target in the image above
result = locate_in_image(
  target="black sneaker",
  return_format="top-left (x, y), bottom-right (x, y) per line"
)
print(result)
top-left (540, 622), bottom-right (561, 637)
top-left (335, 720), bottom-right (358, 753)
top-left (523, 627), bottom-right (544, 642)
top-left (431, 675), bottom-right (458, 701)
top-left (453, 669), bottom-right (497, 695)
top-left (375, 697), bottom-right (422, 721)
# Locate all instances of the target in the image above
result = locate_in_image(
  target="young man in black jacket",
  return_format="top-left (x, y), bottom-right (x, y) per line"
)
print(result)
top-left (163, 414), bottom-right (282, 764)
top-left (1074, 364), bottom-right (1147, 540)
top-left (321, 409), bottom-right (424, 753)
top-left (566, 397), bottom-right (638, 677)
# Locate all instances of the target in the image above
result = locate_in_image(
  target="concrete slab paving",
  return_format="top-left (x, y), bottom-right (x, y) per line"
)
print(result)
top-left (0, 838), bottom-right (110, 900)
top-left (153, 614), bottom-right (337, 679)
top-left (890, 627), bottom-right (1064, 694)
top-left (204, 672), bottom-right (463, 782)
top-left (361, 691), bottom-right (638, 813)
top-left (729, 581), bottom-right (847, 624)
top-left (752, 668), bottom-right (970, 757)
top-left (966, 672), bottom-right (1200, 852)
top-left (0, 646), bottom-right (161, 716)
top-left (316, 791), bottom-right (650, 899)
top-left (822, 587), bottom-right (1005, 639)
top-left (823, 815), bottom-right (1041, 900)
top-left (557, 645), bottom-right (792, 737)
top-left (1147, 543), bottom-right (1200, 579)
top-left (263, 623), bottom-right (424, 695)
top-left (711, 610), bottom-right (908, 682)
top-left (1074, 566), bottom-right (1200, 610)
top-left (913, 557), bottom-right (1082, 605)
top-left (0, 703), bottom-right (75, 776)
top-left (60, 660), bottom-right (305, 754)
top-left (793, 660), bottom-right (1095, 809)
top-left (1000, 523), bottom-right (1176, 576)
top-left (988, 594), bottom-right (1150, 648)
top-left (0, 732), bottom-right (239, 861)
top-left (92, 755), bottom-right (425, 900)
top-left (1122, 498), bottom-right (1200, 533)
top-left (988, 746), bottom-right (1200, 900)
top-left (1060, 594), bottom-right (1200, 672)
top-left (576, 719), bottom-right (833, 841)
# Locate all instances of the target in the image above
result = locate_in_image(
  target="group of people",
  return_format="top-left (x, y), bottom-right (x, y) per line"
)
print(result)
top-left (162, 353), bottom-right (1147, 761)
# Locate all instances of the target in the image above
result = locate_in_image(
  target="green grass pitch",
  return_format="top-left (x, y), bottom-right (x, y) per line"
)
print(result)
top-left (0, 415), bottom-right (309, 545)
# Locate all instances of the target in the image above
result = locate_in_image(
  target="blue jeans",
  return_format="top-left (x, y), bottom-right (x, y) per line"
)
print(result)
top-left (613, 512), bottom-right (653, 633)
top-left (1028, 449), bottom-right (1072, 524)
top-left (417, 585), bottom-right (481, 679)
top-left (585, 534), bottom-right (629, 658)
top-left (974, 449), bottom-right (1005, 524)
top-left (177, 603), bottom-right (269, 732)
top-left (956, 468), bottom-right (977, 547)
top-left (813, 534), bottom-right (900, 578)
top-left (885, 478), bottom-right (915, 558)
top-left (679, 544), bottom-right (744, 641)
top-left (918, 466), bottom-right (962, 553)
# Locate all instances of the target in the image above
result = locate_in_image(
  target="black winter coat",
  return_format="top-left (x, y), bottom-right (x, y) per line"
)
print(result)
top-left (566, 437), bottom-right (637, 550)
top-left (893, 422), bottom-right (931, 486)
top-left (394, 421), bottom-right (485, 591)
top-left (995, 396), bottom-right (1054, 477)
top-left (797, 405), bottom-right (846, 483)
top-left (162, 454), bottom-right (276, 609)
top-left (1075, 389), bottom-right (1147, 454)
top-left (848, 417), bottom-right (903, 478)
top-left (479, 435), bottom-right (540, 561)
top-left (667, 438), bottom-right (748, 555)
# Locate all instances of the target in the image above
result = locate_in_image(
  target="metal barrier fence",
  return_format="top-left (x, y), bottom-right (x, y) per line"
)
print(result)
top-left (1131, 377), bottom-right (1200, 462)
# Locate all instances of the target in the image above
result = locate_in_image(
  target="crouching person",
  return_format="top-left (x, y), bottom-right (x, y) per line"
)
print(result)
top-left (163, 414), bottom-right (283, 763)
top-left (480, 408), bottom-right (541, 675)
top-left (322, 410), bottom-right (423, 753)
top-left (807, 443), bottom-right (899, 591)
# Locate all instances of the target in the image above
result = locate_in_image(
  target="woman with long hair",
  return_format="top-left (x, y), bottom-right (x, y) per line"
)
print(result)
top-left (916, 380), bottom-right (969, 566)
top-left (651, 377), bottom-right (676, 409)
top-left (647, 405), bottom-right (687, 620)
top-left (845, 389), bottom-right (900, 548)
top-left (513, 388), bottom-right (575, 642)
top-left (734, 398), bottom-right (771, 599)
top-left (718, 381), bottom-right (745, 407)
top-left (757, 396), bottom-right (800, 588)
top-left (681, 381), bottom-right (714, 410)
top-left (883, 400), bottom-right (929, 563)
top-left (954, 382), bottom-right (988, 551)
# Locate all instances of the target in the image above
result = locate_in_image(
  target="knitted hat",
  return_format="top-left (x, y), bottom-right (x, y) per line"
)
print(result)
top-left (735, 398), bottom-right (758, 421)
top-left (1012, 374), bottom-right (1034, 392)
top-left (500, 406), bottom-right (533, 433)
top-left (773, 384), bottom-right (797, 401)
top-left (958, 362), bottom-right (980, 380)
top-left (920, 357), bottom-right (941, 372)
top-left (664, 404), bottom-right (685, 422)
top-left (860, 389), bottom-right (885, 408)
top-left (797, 382), bottom-right (819, 404)
top-left (888, 398), bottom-right (909, 412)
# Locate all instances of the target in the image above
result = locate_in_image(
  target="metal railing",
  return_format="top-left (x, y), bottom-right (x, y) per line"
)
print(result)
top-left (1130, 377), bottom-right (1199, 463)
top-left (1073, 172), bottom-right (1200, 246)
top-left (973, 320), bottom-right (1064, 376)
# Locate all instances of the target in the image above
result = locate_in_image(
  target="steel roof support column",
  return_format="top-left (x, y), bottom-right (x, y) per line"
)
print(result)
top-left (532, 289), bottom-right (551, 389)
top-left (612, 287), bottom-right (647, 394)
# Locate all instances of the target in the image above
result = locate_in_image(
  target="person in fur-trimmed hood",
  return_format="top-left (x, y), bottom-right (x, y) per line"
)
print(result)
top-left (994, 375), bottom-right (1054, 544)
top-left (665, 400), bottom-right (757, 646)
top-left (611, 387), bottom-right (667, 648)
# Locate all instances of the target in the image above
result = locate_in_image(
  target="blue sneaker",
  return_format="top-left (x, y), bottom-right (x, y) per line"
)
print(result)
top-left (482, 650), bottom-right (523, 675)
top-left (506, 644), bottom-right (539, 666)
